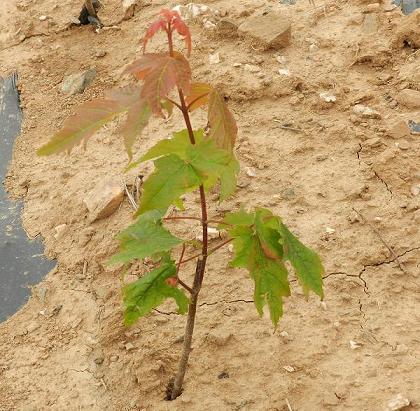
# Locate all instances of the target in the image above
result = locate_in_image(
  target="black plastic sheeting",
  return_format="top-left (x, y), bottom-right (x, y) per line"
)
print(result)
top-left (392, 0), bottom-right (420, 14)
top-left (0, 73), bottom-right (55, 322)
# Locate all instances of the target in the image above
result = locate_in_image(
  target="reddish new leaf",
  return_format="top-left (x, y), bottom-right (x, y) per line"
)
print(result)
top-left (207, 89), bottom-right (238, 151)
top-left (121, 99), bottom-right (151, 159)
top-left (127, 52), bottom-right (191, 116)
top-left (185, 83), bottom-right (213, 111)
top-left (37, 87), bottom-right (147, 157)
top-left (172, 13), bottom-right (192, 57)
top-left (143, 9), bottom-right (192, 57)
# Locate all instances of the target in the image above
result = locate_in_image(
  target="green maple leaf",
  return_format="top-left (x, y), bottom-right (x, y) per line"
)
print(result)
top-left (141, 129), bottom-right (204, 162)
top-left (137, 154), bottom-right (202, 215)
top-left (225, 208), bottom-right (324, 326)
top-left (186, 138), bottom-right (239, 200)
top-left (229, 224), bottom-right (290, 326)
top-left (108, 210), bottom-right (182, 265)
top-left (226, 208), bottom-right (290, 325)
top-left (279, 223), bottom-right (324, 299)
top-left (136, 129), bottom-right (239, 215)
top-left (123, 261), bottom-right (189, 326)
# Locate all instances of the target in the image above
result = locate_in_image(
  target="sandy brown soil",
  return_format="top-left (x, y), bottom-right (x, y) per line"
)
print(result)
top-left (1, 0), bottom-right (419, 410)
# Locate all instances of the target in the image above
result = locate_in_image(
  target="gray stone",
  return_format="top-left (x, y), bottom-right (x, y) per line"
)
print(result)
top-left (216, 18), bottom-right (238, 35)
top-left (61, 69), bottom-right (97, 95)
top-left (238, 13), bottom-right (291, 50)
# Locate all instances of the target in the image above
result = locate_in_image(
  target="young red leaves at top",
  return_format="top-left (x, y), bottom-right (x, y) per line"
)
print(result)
top-left (143, 9), bottom-right (192, 57)
top-left (221, 208), bottom-right (324, 326)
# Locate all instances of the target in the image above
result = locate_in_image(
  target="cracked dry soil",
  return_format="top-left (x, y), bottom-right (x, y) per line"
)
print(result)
top-left (0, 0), bottom-right (419, 410)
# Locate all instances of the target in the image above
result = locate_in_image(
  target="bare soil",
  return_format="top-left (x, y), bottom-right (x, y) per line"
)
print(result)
top-left (0, 0), bottom-right (419, 410)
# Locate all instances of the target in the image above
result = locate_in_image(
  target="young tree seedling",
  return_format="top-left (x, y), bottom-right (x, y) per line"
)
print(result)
top-left (38, 10), bottom-right (325, 400)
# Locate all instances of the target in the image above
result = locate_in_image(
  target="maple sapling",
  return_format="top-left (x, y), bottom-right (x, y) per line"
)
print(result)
top-left (38, 10), bottom-right (325, 400)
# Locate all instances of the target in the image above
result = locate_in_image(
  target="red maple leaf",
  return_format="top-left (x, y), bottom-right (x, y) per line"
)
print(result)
top-left (143, 9), bottom-right (192, 57)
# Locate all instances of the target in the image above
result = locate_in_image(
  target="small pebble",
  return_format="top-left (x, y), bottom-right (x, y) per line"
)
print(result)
top-left (39, 15), bottom-right (47, 21)
top-left (209, 52), bottom-right (220, 64)
top-left (283, 365), bottom-right (295, 373)
top-left (349, 340), bottom-right (362, 349)
top-left (125, 342), bottom-right (135, 351)
top-left (245, 167), bottom-right (257, 177)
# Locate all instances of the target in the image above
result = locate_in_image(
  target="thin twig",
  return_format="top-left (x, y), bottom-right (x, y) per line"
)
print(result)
top-left (178, 238), bottom-right (233, 266)
top-left (122, 179), bottom-right (138, 210)
top-left (186, 92), bottom-right (210, 111)
top-left (285, 398), bottom-right (293, 411)
top-left (83, 261), bottom-right (88, 276)
top-left (273, 119), bottom-right (305, 134)
top-left (166, 97), bottom-right (183, 111)
top-left (178, 279), bottom-right (193, 294)
top-left (352, 208), bottom-right (406, 273)
top-left (176, 244), bottom-right (187, 274)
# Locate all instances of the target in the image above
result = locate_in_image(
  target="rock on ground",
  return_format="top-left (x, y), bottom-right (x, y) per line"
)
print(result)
top-left (122, 0), bottom-right (139, 21)
top-left (396, 89), bottom-right (420, 108)
top-left (61, 69), bottom-right (97, 95)
top-left (386, 393), bottom-right (410, 410)
top-left (238, 13), bottom-right (291, 50)
top-left (83, 177), bottom-right (124, 222)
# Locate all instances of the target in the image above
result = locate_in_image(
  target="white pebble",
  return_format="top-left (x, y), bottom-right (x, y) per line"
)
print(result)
top-left (209, 52), bottom-right (220, 64)
top-left (349, 340), bottom-right (362, 349)
top-left (245, 167), bottom-right (257, 177)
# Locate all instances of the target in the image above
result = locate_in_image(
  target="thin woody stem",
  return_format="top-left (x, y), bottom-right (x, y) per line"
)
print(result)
top-left (178, 279), bottom-right (193, 294)
top-left (186, 92), bottom-right (210, 111)
top-left (178, 238), bottom-right (233, 266)
top-left (170, 64), bottom-right (208, 400)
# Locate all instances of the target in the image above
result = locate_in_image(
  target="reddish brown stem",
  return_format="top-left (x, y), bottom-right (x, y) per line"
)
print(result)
top-left (186, 92), bottom-right (211, 111)
top-left (178, 238), bottom-right (233, 266)
top-left (177, 279), bottom-right (193, 294)
top-left (170, 87), bottom-right (207, 401)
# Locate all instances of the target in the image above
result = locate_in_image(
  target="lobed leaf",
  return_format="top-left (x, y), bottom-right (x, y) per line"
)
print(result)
top-left (126, 53), bottom-right (191, 116)
top-left (141, 129), bottom-right (203, 162)
top-left (136, 153), bottom-right (201, 216)
top-left (121, 99), bottom-right (151, 160)
top-left (37, 86), bottom-right (147, 157)
top-left (185, 82), bottom-right (213, 111)
top-left (279, 223), bottom-right (324, 299)
top-left (108, 210), bottom-right (182, 265)
top-left (225, 207), bottom-right (324, 326)
top-left (186, 138), bottom-right (239, 200)
top-left (134, 129), bottom-right (239, 209)
top-left (207, 88), bottom-right (238, 152)
top-left (229, 222), bottom-right (290, 326)
top-left (123, 261), bottom-right (189, 326)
